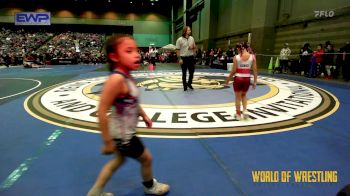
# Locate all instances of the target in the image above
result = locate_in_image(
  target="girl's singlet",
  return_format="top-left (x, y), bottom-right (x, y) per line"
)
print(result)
top-left (108, 71), bottom-right (140, 144)
top-left (235, 54), bottom-right (253, 78)
top-left (233, 54), bottom-right (254, 92)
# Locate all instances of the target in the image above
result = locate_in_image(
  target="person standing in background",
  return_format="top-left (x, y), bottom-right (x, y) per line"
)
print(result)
top-left (279, 43), bottom-right (291, 73)
top-left (176, 26), bottom-right (197, 91)
top-left (312, 44), bottom-right (325, 77)
top-left (309, 44), bottom-right (324, 78)
top-left (342, 42), bottom-right (350, 82)
top-left (149, 46), bottom-right (157, 67)
top-left (299, 43), bottom-right (312, 76)
top-left (324, 41), bottom-right (335, 79)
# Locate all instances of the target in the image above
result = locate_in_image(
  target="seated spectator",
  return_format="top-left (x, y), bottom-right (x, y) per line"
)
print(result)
top-left (23, 54), bottom-right (43, 68)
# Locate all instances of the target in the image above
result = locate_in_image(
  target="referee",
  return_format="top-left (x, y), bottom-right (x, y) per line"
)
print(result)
top-left (176, 26), bottom-right (197, 91)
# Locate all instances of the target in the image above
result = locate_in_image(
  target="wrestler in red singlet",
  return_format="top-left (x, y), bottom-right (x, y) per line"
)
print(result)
top-left (225, 42), bottom-right (258, 120)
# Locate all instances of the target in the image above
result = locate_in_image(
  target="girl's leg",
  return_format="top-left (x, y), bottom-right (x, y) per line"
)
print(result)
top-left (235, 91), bottom-right (242, 119)
top-left (137, 148), bottom-right (170, 195)
top-left (87, 153), bottom-right (125, 196)
top-left (241, 91), bottom-right (249, 119)
top-left (137, 148), bottom-right (153, 181)
top-left (241, 91), bottom-right (247, 112)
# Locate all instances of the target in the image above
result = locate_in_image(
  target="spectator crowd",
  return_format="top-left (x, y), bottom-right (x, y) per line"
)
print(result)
top-left (276, 41), bottom-right (350, 82)
top-left (1, 27), bottom-right (349, 82)
top-left (0, 27), bottom-right (106, 67)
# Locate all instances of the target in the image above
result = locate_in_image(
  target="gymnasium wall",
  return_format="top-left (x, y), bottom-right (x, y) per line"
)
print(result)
top-left (191, 0), bottom-right (208, 49)
top-left (279, 0), bottom-right (350, 22)
top-left (189, 0), bottom-right (256, 51)
top-left (215, 0), bottom-right (252, 39)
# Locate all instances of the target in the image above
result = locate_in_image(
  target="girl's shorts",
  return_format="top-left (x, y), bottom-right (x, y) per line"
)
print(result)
top-left (233, 77), bottom-right (250, 92)
top-left (114, 135), bottom-right (145, 159)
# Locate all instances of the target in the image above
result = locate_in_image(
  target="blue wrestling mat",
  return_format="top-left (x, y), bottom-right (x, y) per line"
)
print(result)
top-left (0, 64), bottom-right (349, 196)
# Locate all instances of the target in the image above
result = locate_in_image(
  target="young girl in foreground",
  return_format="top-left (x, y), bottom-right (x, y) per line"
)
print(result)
top-left (87, 35), bottom-right (170, 196)
top-left (225, 42), bottom-right (258, 120)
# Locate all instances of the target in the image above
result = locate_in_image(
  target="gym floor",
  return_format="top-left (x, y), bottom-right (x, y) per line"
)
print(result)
top-left (0, 63), bottom-right (349, 196)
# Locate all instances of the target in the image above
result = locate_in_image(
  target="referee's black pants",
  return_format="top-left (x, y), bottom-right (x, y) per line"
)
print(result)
top-left (181, 56), bottom-right (195, 90)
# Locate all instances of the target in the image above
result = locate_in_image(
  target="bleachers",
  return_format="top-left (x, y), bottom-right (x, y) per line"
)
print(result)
top-left (0, 28), bottom-right (106, 66)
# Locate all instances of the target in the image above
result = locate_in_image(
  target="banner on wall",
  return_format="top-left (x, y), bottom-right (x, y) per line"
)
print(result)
top-left (15, 12), bottom-right (51, 25)
top-left (133, 34), bottom-right (170, 47)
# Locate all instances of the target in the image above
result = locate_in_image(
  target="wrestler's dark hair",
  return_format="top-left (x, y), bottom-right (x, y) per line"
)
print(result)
top-left (104, 34), bottom-right (134, 72)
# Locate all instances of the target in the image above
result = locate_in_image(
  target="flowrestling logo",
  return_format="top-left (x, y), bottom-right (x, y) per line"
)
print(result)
top-left (24, 71), bottom-right (339, 138)
top-left (15, 12), bottom-right (51, 26)
top-left (314, 10), bottom-right (335, 18)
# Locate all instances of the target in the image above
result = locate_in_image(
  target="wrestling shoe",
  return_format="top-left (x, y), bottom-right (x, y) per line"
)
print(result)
top-left (234, 114), bottom-right (242, 120)
top-left (242, 110), bottom-right (249, 120)
top-left (144, 179), bottom-right (170, 195)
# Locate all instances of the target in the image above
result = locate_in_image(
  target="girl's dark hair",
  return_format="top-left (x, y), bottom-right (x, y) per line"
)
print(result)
top-left (104, 34), bottom-right (133, 72)
top-left (236, 41), bottom-right (254, 54)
